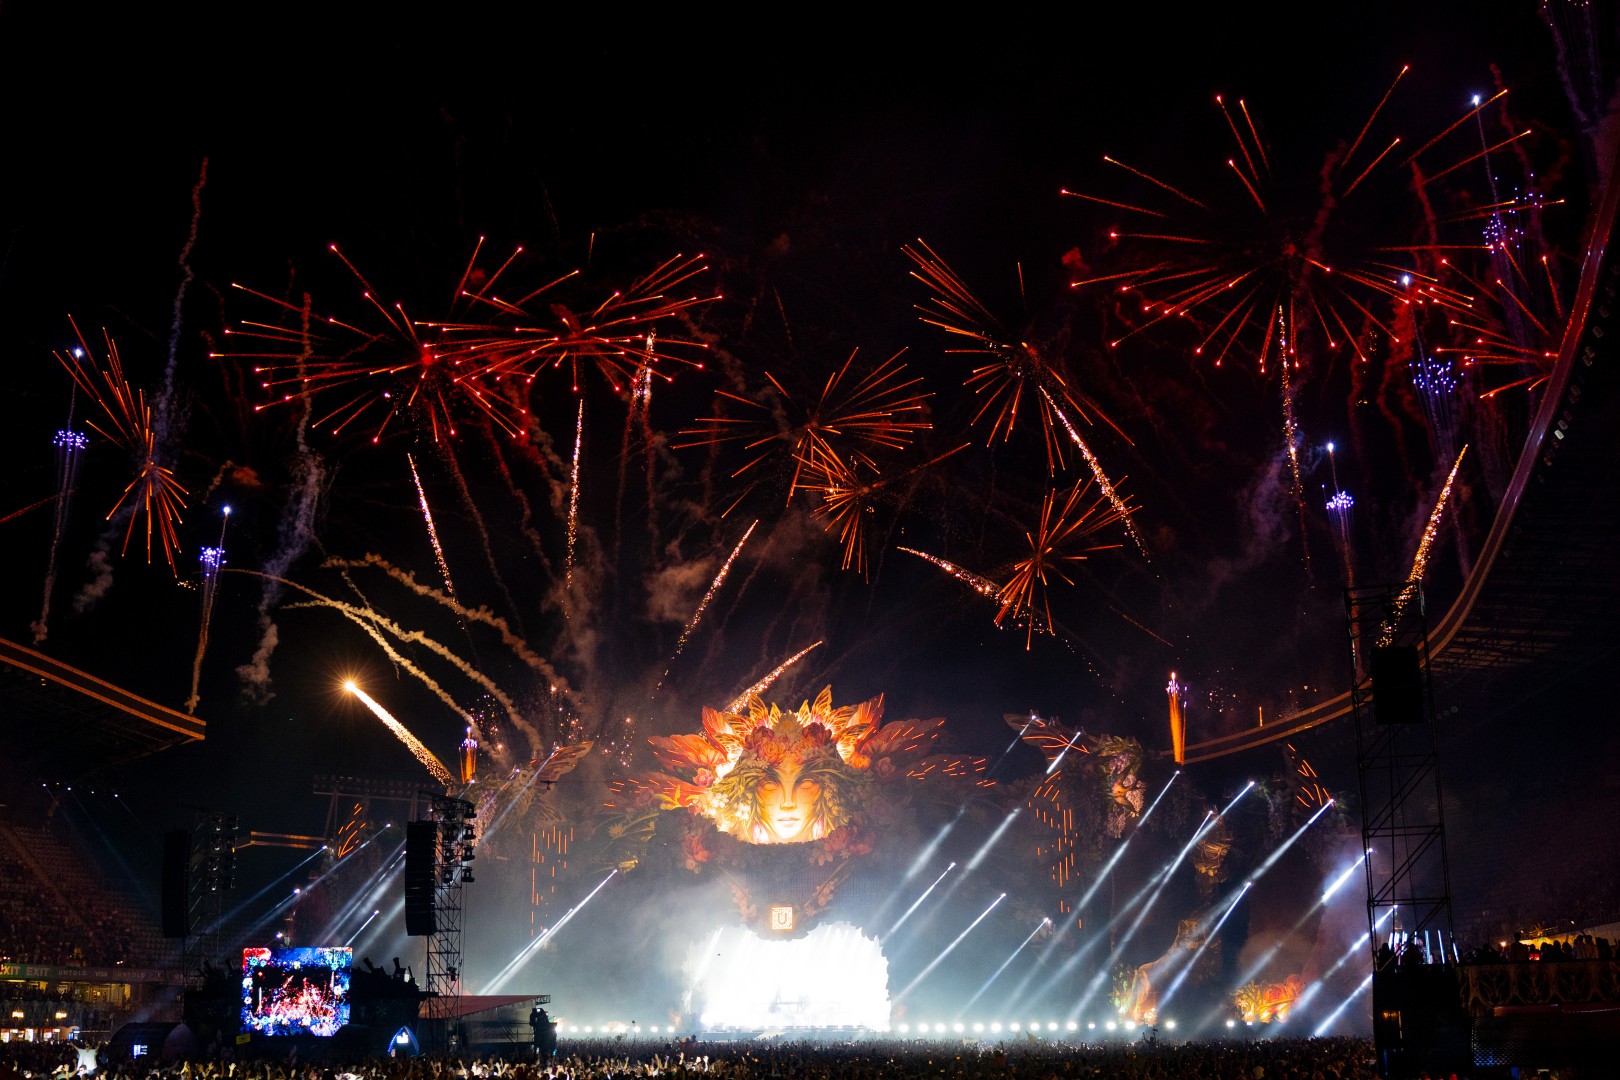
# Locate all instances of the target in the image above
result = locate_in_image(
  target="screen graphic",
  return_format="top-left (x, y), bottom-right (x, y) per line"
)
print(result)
top-left (241, 946), bottom-right (352, 1037)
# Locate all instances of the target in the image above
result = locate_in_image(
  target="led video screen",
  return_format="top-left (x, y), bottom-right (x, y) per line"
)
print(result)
top-left (241, 946), bottom-right (352, 1037)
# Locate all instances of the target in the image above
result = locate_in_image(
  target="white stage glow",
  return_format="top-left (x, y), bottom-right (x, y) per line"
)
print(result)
top-left (689, 921), bottom-right (890, 1029)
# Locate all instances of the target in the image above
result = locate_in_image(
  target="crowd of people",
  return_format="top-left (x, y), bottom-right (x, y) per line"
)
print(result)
top-left (0, 828), bottom-right (167, 971)
top-left (0, 1036), bottom-right (1385, 1080)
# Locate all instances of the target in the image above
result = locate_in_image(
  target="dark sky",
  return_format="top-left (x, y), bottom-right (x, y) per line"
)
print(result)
top-left (0, 3), bottom-right (1600, 843)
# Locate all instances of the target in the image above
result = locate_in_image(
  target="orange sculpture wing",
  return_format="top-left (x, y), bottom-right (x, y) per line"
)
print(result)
top-left (853, 717), bottom-right (944, 768)
top-left (648, 733), bottom-right (730, 773)
top-left (536, 740), bottom-right (594, 782)
top-left (1006, 713), bottom-right (1086, 763)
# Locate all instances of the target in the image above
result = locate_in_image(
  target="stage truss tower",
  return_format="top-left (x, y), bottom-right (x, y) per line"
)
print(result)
top-left (1345, 583), bottom-right (1454, 956)
top-left (184, 811), bottom-right (238, 973)
top-left (423, 793), bottom-right (477, 1050)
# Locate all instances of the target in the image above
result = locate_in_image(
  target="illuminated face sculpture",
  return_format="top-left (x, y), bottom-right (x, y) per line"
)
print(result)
top-left (710, 715), bottom-right (855, 844)
top-left (640, 686), bottom-right (977, 849)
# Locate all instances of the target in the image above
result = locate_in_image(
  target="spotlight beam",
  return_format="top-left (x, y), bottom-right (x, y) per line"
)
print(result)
top-left (1003, 771), bottom-right (1183, 1012)
top-left (1292, 908), bottom-right (1392, 1017)
top-left (1076, 772), bottom-right (1181, 913)
top-left (896, 892), bottom-right (1005, 1001)
top-left (1313, 972), bottom-right (1373, 1036)
top-left (967, 808), bottom-right (1022, 871)
top-left (1024, 811), bottom-right (1216, 1017)
top-left (315, 845), bottom-right (407, 944)
top-left (484, 870), bottom-right (617, 993)
top-left (1157, 881), bottom-right (1251, 1012)
top-left (1070, 785), bottom-right (1254, 1020)
top-left (957, 918), bottom-right (1050, 1019)
top-left (1236, 848), bottom-right (1371, 989)
top-left (1322, 851), bottom-right (1367, 903)
top-left (199, 845), bottom-right (327, 936)
top-left (868, 812), bottom-right (965, 931)
top-left (883, 862), bottom-right (956, 941)
top-left (345, 908), bottom-right (381, 946)
top-left (1252, 798), bottom-right (1335, 878)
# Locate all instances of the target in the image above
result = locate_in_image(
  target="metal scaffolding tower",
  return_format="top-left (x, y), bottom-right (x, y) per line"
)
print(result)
top-left (1346, 583), bottom-right (1454, 955)
top-left (421, 794), bottom-right (477, 1051)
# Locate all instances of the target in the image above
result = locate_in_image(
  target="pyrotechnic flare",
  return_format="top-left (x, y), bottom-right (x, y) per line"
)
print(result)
top-left (1327, 487), bottom-right (1356, 585)
top-left (724, 641), bottom-right (824, 712)
top-left (565, 398), bottom-right (584, 601)
top-left (56, 319), bottom-right (189, 570)
top-left (898, 547), bottom-right (1000, 600)
top-left (1383, 445), bottom-right (1467, 640)
top-left (996, 479), bottom-right (1128, 648)
top-left (186, 505), bottom-right (232, 715)
top-left (460, 728), bottom-right (479, 784)
top-left (897, 546), bottom-right (1058, 641)
top-left (32, 417), bottom-right (89, 644)
top-left (243, 569), bottom-right (541, 749)
top-left (1274, 308), bottom-right (1312, 573)
top-left (675, 348), bottom-right (933, 511)
top-left (342, 681), bottom-right (454, 786)
top-left (1168, 673), bottom-right (1187, 765)
top-left (656, 520), bottom-right (758, 691)
top-left (905, 241), bottom-right (1146, 554)
top-left (408, 453), bottom-right (458, 604)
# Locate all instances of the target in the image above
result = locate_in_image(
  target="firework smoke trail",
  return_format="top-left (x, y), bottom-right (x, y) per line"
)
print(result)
top-left (1382, 445), bottom-right (1467, 643)
top-left (408, 452), bottom-right (459, 605)
top-left (239, 294), bottom-right (324, 703)
top-left (490, 435), bottom-right (554, 573)
top-left (1407, 444), bottom-right (1467, 587)
top-left (565, 398), bottom-right (584, 605)
top-left (154, 160), bottom-right (206, 460)
top-left (32, 418), bottom-right (89, 644)
top-left (322, 554), bottom-right (572, 694)
top-left (1040, 387), bottom-right (1148, 557)
top-left (725, 641), bottom-right (824, 712)
top-left (1276, 309), bottom-right (1311, 574)
top-left (186, 506), bottom-right (232, 715)
top-left (343, 681), bottom-right (454, 786)
top-left (656, 520), bottom-right (759, 693)
top-left (437, 433), bottom-right (523, 634)
top-left (240, 570), bottom-right (536, 752)
top-left (324, 606), bottom-right (480, 734)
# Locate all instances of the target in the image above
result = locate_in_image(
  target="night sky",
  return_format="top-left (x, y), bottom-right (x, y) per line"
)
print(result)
top-left (0, 4), bottom-right (1606, 969)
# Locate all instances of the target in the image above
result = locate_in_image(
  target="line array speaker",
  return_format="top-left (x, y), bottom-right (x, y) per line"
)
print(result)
top-left (404, 819), bottom-right (438, 936)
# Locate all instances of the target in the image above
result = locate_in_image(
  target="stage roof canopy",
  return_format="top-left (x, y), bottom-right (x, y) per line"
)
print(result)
top-left (438, 994), bottom-right (548, 1019)
top-left (0, 636), bottom-right (204, 781)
